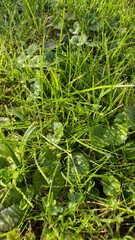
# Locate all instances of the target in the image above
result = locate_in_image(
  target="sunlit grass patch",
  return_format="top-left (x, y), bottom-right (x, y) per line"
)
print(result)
top-left (0, 0), bottom-right (135, 239)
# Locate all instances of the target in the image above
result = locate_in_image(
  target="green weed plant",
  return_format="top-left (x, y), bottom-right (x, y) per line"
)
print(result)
top-left (0, 0), bottom-right (135, 239)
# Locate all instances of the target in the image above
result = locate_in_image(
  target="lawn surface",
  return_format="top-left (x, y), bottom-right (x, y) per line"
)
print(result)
top-left (0, 0), bottom-right (135, 239)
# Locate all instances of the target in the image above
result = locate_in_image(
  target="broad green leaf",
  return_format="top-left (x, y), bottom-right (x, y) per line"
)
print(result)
top-left (0, 168), bottom-right (12, 185)
top-left (45, 39), bottom-right (57, 50)
top-left (0, 204), bottom-right (23, 233)
top-left (26, 55), bottom-right (41, 68)
top-left (0, 157), bottom-right (8, 169)
top-left (25, 43), bottom-right (39, 56)
top-left (33, 145), bottom-right (65, 197)
top-left (101, 175), bottom-right (121, 197)
top-left (124, 183), bottom-right (135, 202)
top-left (33, 167), bottom-right (65, 198)
top-left (33, 169), bottom-right (48, 193)
top-left (0, 184), bottom-right (33, 210)
top-left (33, 145), bottom-right (56, 189)
top-left (51, 170), bottom-right (65, 198)
top-left (49, 205), bottom-right (63, 216)
top-left (0, 117), bottom-right (10, 126)
top-left (69, 21), bottom-right (81, 35)
top-left (112, 112), bottom-right (128, 145)
top-left (27, 80), bottom-right (40, 101)
top-left (72, 152), bottom-right (90, 174)
top-left (70, 34), bottom-right (87, 46)
top-left (114, 112), bottom-right (127, 125)
top-left (40, 145), bottom-right (56, 167)
top-left (85, 12), bottom-right (103, 31)
top-left (5, 187), bottom-right (22, 206)
top-left (52, 121), bottom-right (63, 134)
top-left (125, 105), bottom-right (135, 130)
top-left (104, 125), bottom-right (127, 146)
top-left (44, 51), bottom-right (56, 63)
top-left (77, 34), bottom-right (87, 46)
top-left (91, 126), bottom-right (107, 147)
top-left (124, 141), bottom-right (135, 161)
top-left (69, 152), bottom-right (90, 182)
top-left (67, 190), bottom-right (82, 204)
top-left (47, 121), bottom-right (63, 144)
top-left (91, 114), bottom-right (128, 147)
top-left (53, 16), bottom-right (63, 30)
top-left (17, 54), bottom-right (42, 68)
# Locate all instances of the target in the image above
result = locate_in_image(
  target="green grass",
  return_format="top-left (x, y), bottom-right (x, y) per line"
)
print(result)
top-left (0, 0), bottom-right (135, 239)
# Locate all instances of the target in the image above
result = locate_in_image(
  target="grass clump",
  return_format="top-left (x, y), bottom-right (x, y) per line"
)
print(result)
top-left (0, 0), bottom-right (135, 239)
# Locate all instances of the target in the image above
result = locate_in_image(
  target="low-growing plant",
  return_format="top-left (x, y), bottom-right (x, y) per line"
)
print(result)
top-left (0, 0), bottom-right (135, 239)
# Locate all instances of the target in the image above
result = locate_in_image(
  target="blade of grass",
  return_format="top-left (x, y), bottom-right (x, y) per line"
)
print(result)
top-left (71, 84), bottom-right (135, 95)
top-left (0, 129), bottom-right (20, 167)
top-left (20, 122), bottom-right (37, 166)
top-left (24, 0), bottom-right (39, 31)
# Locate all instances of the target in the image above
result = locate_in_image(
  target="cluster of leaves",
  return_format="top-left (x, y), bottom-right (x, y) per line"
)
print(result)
top-left (1, 0), bottom-right (135, 239)
top-left (0, 105), bottom-right (135, 238)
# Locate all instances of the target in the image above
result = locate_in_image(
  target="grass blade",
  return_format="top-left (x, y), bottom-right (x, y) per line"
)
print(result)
top-left (0, 129), bottom-right (20, 167)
